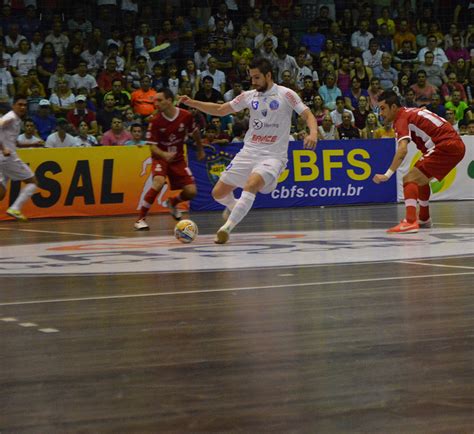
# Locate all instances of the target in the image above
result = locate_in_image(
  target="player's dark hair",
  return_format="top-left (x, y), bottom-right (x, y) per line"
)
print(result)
top-left (249, 57), bottom-right (273, 78)
top-left (24, 117), bottom-right (35, 124)
top-left (378, 90), bottom-right (401, 107)
top-left (202, 75), bottom-right (214, 83)
top-left (156, 87), bottom-right (175, 100)
top-left (13, 94), bottom-right (27, 103)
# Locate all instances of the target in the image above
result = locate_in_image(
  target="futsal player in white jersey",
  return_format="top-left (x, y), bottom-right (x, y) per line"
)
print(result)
top-left (179, 58), bottom-right (318, 244)
top-left (0, 95), bottom-right (38, 221)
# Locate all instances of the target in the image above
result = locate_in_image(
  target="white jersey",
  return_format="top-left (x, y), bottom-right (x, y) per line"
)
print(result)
top-left (229, 83), bottom-right (308, 159)
top-left (0, 110), bottom-right (22, 159)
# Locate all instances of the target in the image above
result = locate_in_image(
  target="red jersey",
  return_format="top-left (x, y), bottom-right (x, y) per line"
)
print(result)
top-left (146, 108), bottom-right (196, 161)
top-left (393, 107), bottom-right (461, 153)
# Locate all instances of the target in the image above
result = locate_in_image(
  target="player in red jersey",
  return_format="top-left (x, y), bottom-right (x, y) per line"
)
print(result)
top-left (134, 88), bottom-right (205, 230)
top-left (373, 90), bottom-right (465, 233)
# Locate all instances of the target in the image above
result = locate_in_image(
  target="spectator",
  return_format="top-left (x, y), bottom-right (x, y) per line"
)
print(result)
top-left (319, 72), bottom-right (341, 110)
top-left (351, 20), bottom-right (374, 55)
top-left (104, 79), bottom-right (131, 112)
top-left (19, 6), bottom-right (41, 41)
top-left (245, 7), bottom-right (264, 39)
top-left (45, 21), bottom-right (69, 58)
top-left (200, 57), bottom-right (226, 95)
top-left (320, 38), bottom-right (340, 70)
top-left (362, 38), bottom-right (383, 69)
top-left (295, 52), bottom-right (318, 90)
top-left (194, 75), bottom-right (224, 103)
top-left (130, 75), bottom-right (157, 121)
top-left (96, 93), bottom-right (121, 134)
top-left (374, 120), bottom-right (395, 138)
top-left (446, 34), bottom-right (470, 65)
top-left (67, 94), bottom-right (98, 134)
top-left (45, 118), bottom-right (77, 147)
top-left (97, 57), bottom-right (123, 96)
top-left (209, 116), bottom-right (231, 143)
top-left (393, 40), bottom-right (418, 70)
top-left (353, 95), bottom-right (371, 130)
top-left (230, 124), bottom-right (245, 143)
top-left (416, 21), bottom-right (429, 50)
top-left (368, 77), bottom-right (383, 110)
top-left (466, 119), bottom-right (474, 135)
top-left (275, 46), bottom-right (298, 84)
top-left (208, 19), bottom-right (233, 50)
top-left (181, 59), bottom-right (201, 97)
top-left (71, 60), bottom-right (98, 98)
top-left (376, 23), bottom-right (394, 53)
top-left (449, 58), bottom-right (469, 86)
top-left (32, 99), bottom-right (57, 140)
top-left (126, 55), bottom-right (151, 92)
top-left (376, 7), bottom-right (395, 35)
top-left (166, 63), bottom-right (180, 96)
top-left (258, 38), bottom-right (278, 69)
top-left (300, 21), bottom-right (326, 58)
top-left (317, 113), bottom-right (338, 140)
top-left (344, 76), bottom-right (369, 110)
top-left (194, 43), bottom-right (211, 72)
top-left (74, 120), bottom-right (99, 147)
top-left (0, 57), bottom-right (14, 102)
top-left (48, 62), bottom-right (73, 93)
top-left (418, 51), bottom-right (447, 89)
top-left (337, 57), bottom-right (351, 93)
top-left (212, 38), bottom-right (233, 74)
top-left (411, 70), bottom-right (437, 107)
top-left (330, 96), bottom-right (354, 127)
top-left (290, 4), bottom-right (311, 42)
top-left (36, 42), bottom-right (58, 90)
top-left (26, 83), bottom-right (43, 115)
top-left (299, 76), bottom-right (318, 110)
top-left (134, 23), bottom-right (156, 51)
top-left (279, 26), bottom-right (299, 54)
top-left (0, 40), bottom-right (12, 69)
top-left (404, 88), bottom-right (418, 107)
top-left (124, 122), bottom-right (147, 146)
top-left (311, 94), bottom-right (329, 125)
top-left (337, 111), bottom-right (360, 139)
top-left (445, 108), bottom-right (459, 132)
top-left (208, 3), bottom-right (234, 36)
top-left (426, 93), bottom-right (447, 118)
top-left (17, 118), bottom-right (45, 148)
top-left (231, 36), bottom-right (254, 66)
top-left (100, 115), bottom-right (132, 146)
top-left (351, 56), bottom-right (373, 90)
top-left (255, 23), bottom-right (278, 51)
top-left (373, 52), bottom-right (398, 90)
top-left (441, 72), bottom-right (468, 102)
top-left (10, 39), bottom-right (36, 87)
top-left (103, 43), bottom-right (125, 73)
top-left (67, 8), bottom-right (92, 38)
top-left (393, 19), bottom-right (416, 51)
top-left (445, 90), bottom-right (468, 121)
top-left (417, 35), bottom-right (449, 70)
top-left (360, 112), bottom-right (380, 139)
top-left (224, 81), bottom-right (243, 103)
top-left (49, 79), bottom-right (75, 117)
top-left (280, 69), bottom-right (298, 91)
top-left (5, 23), bottom-right (26, 55)
top-left (18, 68), bottom-right (46, 97)
top-left (81, 41), bottom-right (104, 75)
top-left (155, 19), bottom-right (179, 58)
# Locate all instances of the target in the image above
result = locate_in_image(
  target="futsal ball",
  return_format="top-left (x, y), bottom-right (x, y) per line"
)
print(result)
top-left (174, 219), bottom-right (198, 243)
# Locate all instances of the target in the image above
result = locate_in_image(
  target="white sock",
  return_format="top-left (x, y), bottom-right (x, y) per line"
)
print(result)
top-left (215, 192), bottom-right (237, 211)
top-left (223, 191), bottom-right (256, 232)
top-left (11, 183), bottom-right (37, 211)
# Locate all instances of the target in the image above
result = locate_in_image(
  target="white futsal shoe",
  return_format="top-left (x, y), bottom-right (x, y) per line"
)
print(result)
top-left (214, 226), bottom-right (231, 244)
top-left (418, 218), bottom-right (433, 228)
top-left (134, 219), bottom-right (150, 231)
top-left (164, 199), bottom-right (182, 221)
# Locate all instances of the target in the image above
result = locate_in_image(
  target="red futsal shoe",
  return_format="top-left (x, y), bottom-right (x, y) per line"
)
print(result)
top-left (387, 219), bottom-right (419, 234)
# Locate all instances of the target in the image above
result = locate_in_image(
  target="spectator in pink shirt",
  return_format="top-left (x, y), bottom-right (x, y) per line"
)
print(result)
top-left (441, 72), bottom-right (468, 102)
top-left (445, 35), bottom-right (470, 65)
top-left (100, 115), bottom-right (132, 146)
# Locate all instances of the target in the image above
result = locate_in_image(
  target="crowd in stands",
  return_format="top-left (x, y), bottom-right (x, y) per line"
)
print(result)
top-left (1, 0), bottom-right (474, 149)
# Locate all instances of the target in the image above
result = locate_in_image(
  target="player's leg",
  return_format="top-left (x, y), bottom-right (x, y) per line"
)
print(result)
top-left (163, 161), bottom-right (198, 220)
top-left (6, 158), bottom-right (37, 221)
top-left (418, 183), bottom-right (432, 227)
top-left (215, 172), bottom-right (265, 244)
top-left (212, 179), bottom-right (237, 220)
top-left (135, 174), bottom-right (166, 230)
top-left (387, 167), bottom-right (429, 233)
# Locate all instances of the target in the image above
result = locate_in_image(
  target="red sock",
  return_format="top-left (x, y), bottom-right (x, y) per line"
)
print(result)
top-left (169, 193), bottom-right (183, 207)
top-left (139, 188), bottom-right (159, 219)
top-left (418, 184), bottom-right (430, 221)
top-left (403, 182), bottom-right (418, 223)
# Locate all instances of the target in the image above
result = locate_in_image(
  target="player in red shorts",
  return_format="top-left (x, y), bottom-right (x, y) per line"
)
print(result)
top-left (373, 90), bottom-right (465, 233)
top-left (134, 88), bottom-right (205, 230)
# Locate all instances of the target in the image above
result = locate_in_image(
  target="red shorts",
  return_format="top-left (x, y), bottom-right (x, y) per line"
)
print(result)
top-left (152, 158), bottom-right (195, 190)
top-left (415, 140), bottom-right (465, 181)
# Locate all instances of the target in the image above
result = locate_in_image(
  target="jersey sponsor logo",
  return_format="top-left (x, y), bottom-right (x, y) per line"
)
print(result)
top-left (251, 134), bottom-right (278, 143)
top-left (269, 100), bottom-right (279, 110)
top-left (253, 119), bottom-right (264, 130)
top-left (285, 91), bottom-right (298, 107)
top-left (251, 100), bottom-right (259, 110)
top-left (261, 109), bottom-right (268, 117)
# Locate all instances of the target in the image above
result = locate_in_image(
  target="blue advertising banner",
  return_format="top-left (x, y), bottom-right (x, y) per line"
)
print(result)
top-left (188, 139), bottom-right (397, 211)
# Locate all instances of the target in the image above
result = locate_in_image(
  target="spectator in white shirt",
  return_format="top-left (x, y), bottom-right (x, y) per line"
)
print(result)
top-left (45, 118), bottom-right (77, 148)
top-left (4, 23), bottom-right (27, 55)
top-left (417, 35), bottom-right (449, 69)
top-left (330, 96), bottom-right (355, 127)
top-left (351, 20), bottom-right (374, 55)
top-left (200, 57), bottom-right (226, 94)
top-left (71, 60), bottom-right (98, 97)
top-left (45, 21), bottom-right (70, 57)
top-left (11, 39), bottom-right (36, 83)
top-left (0, 57), bottom-right (14, 102)
top-left (81, 41), bottom-right (104, 75)
top-left (17, 118), bottom-right (45, 148)
top-left (275, 46), bottom-right (298, 83)
top-left (255, 23), bottom-right (278, 51)
top-left (362, 38), bottom-right (383, 69)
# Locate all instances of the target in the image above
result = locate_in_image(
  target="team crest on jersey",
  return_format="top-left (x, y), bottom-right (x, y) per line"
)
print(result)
top-left (178, 123), bottom-right (185, 132)
top-left (252, 100), bottom-right (259, 110)
top-left (160, 128), bottom-right (166, 132)
top-left (169, 133), bottom-right (176, 141)
top-left (253, 119), bottom-right (263, 129)
top-left (270, 100), bottom-right (279, 110)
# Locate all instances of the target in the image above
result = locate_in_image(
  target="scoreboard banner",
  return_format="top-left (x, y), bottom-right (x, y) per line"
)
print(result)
top-left (0, 146), bottom-right (186, 221)
top-left (188, 139), bottom-right (398, 211)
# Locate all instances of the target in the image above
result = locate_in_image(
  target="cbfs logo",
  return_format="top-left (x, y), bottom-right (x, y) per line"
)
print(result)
top-left (206, 151), bottom-right (234, 185)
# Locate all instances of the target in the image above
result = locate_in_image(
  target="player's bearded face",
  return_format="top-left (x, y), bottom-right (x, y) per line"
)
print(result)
top-left (250, 69), bottom-right (271, 92)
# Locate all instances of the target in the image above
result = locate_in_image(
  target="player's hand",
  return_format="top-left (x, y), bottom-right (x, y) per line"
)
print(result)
top-left (196, 148), bottom-right (206, 161)
top-left (2, 148), bottom-right (11, 157)
top-left (372, 174), bottom-right (389, 184)
top-left (303, 134), bottom-right (317, 150)
top-left (177, 95), bottom-right (192, 107)
top-left (163, 151), bottom-right (177, 162)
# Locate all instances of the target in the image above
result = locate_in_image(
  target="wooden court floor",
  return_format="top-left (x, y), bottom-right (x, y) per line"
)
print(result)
top-left (0, 202), bottom-right (473, 433)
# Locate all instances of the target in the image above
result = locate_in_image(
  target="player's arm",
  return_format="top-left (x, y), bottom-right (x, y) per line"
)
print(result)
top-left (300, 108), bottom-right (318, 150)
top-left (190, 128), bottom-right (205, 161)
top-left (149, 143), bottom-right (176, 162)
top-left (372, 138), bottom-right (409, 184)
top-left (0, 142), bottom-right (10, 156)
top-left (177, 96), bottom-right (235, 116)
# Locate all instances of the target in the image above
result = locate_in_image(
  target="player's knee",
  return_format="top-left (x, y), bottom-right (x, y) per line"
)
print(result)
top-left (152, 177), bottom-right (165, 190)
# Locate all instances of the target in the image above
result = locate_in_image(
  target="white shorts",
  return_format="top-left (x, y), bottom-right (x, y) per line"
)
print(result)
top-left (219, 150), bottom-right (287, 194)
top-left (0, 155), bottom-right (34, 188)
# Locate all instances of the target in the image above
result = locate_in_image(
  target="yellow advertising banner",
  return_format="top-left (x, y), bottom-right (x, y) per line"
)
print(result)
top-left (0, 147), bottom-right (188, 221)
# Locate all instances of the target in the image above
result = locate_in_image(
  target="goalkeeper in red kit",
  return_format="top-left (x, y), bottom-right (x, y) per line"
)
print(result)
top-left (134, 88), bottom-right (205, 231)
top-left (373, 90), bottom-right (465, 233)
